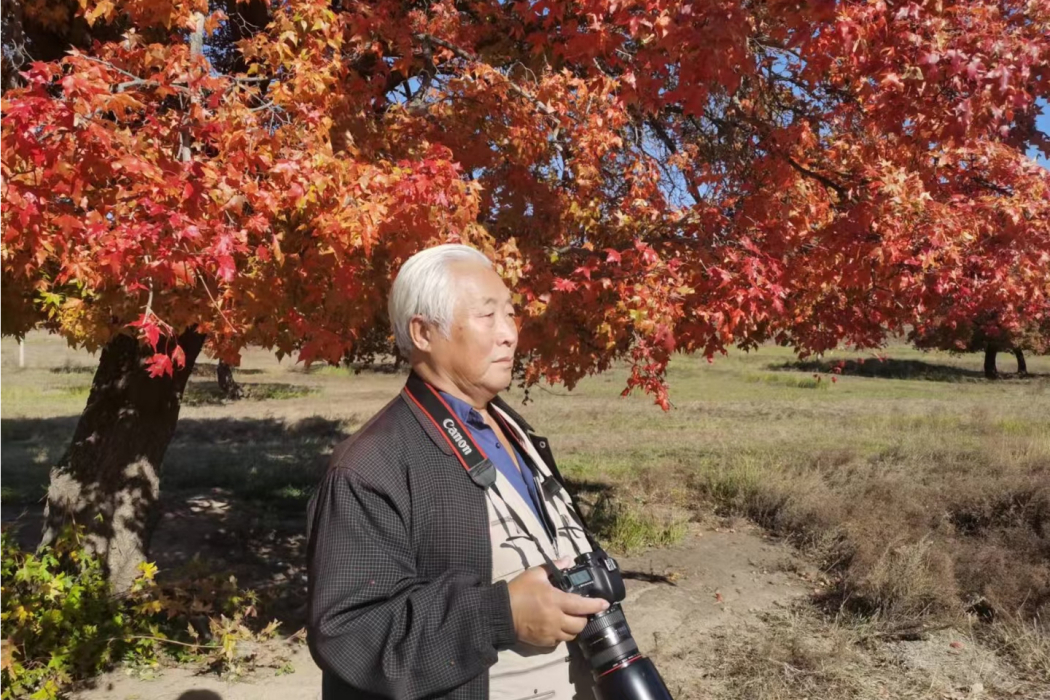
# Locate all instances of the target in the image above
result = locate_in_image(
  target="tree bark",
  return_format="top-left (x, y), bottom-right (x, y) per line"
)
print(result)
top-left (216, 360), bottom-right (243, 399)
top-left (1014, 348), bottom-right (1027, 377)
top-left (40, 329), bottom-right (205, 592)
top-left (984, 343), bottom-right (999, 380)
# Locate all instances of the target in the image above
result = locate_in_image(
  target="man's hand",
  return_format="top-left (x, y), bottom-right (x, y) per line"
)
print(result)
top-left (507, 559), bottom-right (610, 647)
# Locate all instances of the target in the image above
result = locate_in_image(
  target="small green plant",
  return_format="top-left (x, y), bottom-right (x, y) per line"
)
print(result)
top-left (2, 525), bottom-right (144, 698)
top-left (1, 525), bottom-right (278, 698)
top-left (588, 495), bottom-right (688, 554)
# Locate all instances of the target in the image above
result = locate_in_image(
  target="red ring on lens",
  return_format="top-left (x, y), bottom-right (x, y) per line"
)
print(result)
top-left (597, 653), bottom-right (643, 678)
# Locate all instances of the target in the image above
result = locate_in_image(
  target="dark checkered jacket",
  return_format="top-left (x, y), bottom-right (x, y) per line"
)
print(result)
top-left (307, 385), bottom-right (564, 700)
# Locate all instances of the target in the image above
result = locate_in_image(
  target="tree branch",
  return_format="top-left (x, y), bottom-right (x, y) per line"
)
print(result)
top-left (647, 117), bottom-right (678, 155)
top-left (783, 155), bottom-right (849, 200)
top-left (971, 176), bottom-right (1013, 197)
top-left (76, 54), bottom-right (266, 95)
top-left (412, 32), bottom-right (556, 117)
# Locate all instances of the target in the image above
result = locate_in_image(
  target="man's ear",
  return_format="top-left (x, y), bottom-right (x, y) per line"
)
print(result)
top-left (408, 315), bottom-right (432, 353)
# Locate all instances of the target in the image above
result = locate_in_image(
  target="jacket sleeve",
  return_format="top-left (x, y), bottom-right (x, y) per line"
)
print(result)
top-left (307, 466), bottom-right (517, 700)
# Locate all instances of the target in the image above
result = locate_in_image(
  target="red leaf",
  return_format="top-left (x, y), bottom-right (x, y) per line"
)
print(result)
top-left (145, 353), bottom-right (174, 378)
top-left (172, 345), bottom-right (186, 369)
top-left (217, 255), bottom-right (236, 283)
top-left (130, 315), bottom-right (162, 350)
top-left (553, 278), bottom-right (577, 292)
top-left (144, 322), bottom-right (161, 350)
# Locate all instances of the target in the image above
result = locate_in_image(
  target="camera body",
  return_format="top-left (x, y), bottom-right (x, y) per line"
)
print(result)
top-left (551, 550), bottom-right (626, 603)
top-left (551, 550), bottom-right (672, 700)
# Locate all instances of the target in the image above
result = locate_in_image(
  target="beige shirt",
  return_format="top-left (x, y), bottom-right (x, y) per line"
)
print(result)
top-left (486, 406), bottom-right (596, 700)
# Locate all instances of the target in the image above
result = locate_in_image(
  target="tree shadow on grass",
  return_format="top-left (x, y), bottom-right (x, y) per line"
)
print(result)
top-left (2, 417), bottom-right (638, 631)
top-left (1, 415), bottom-right (351, 507)
top-left (771, 358), bottom-right (988, 382)
top-left (2, 414), bottom-right (353, 630)
top-left (48, 365), bottom-right (98, 374)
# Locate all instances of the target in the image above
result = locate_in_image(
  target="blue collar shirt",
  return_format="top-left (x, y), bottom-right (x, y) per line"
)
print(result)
top-left (438, 391), bottom-right (548, 531)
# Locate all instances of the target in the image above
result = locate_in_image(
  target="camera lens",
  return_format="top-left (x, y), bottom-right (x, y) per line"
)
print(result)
top-left (594, 656), bottom-right (672, 700)
top-left (575, 604), bottom-right (638, 672)
top-left (556, 550), bottom-right (674, 699)
top-left (577, 605), bottom-right (673, 700)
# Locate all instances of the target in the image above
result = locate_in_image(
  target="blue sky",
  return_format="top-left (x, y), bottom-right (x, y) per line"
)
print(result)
top-left (1028, 98), bottom-right (1049, 170)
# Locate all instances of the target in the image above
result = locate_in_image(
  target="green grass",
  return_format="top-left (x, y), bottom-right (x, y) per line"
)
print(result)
top-left (587, 493), bottom-right (689, 553)
top-left (743, 371), bottom-right (830, 390)
top-left (182, 382), bottom-right (317, 406)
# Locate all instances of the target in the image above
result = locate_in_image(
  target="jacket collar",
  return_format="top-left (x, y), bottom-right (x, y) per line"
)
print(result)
top-left (399, 372), bottom-right (535, 455)
top-left (400, 381), bottom-right (454, 456)
top-left (436, 390), bottom-right (488, 430)
top-left (490, 395), bottom-right (534, 433)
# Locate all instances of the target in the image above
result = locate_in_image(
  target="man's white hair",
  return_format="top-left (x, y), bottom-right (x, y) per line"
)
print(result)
top-left (388, 244), bottom-right (493, 358)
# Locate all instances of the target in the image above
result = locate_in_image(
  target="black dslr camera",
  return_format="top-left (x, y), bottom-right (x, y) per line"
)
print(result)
top-left (552, 551), bottom-right (673, 700)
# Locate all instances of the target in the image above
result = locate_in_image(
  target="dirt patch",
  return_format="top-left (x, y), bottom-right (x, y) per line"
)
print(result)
top-left (68, 644), bottom-right (321, 700)
top-left (617, 521), bottom-right (818, 652)
top-left (68, 520), bottom-right (819, 700)
top-left (886, 628), bottom-right (1017, 696)
top-left (33, 510), bottom-right (1042, 700)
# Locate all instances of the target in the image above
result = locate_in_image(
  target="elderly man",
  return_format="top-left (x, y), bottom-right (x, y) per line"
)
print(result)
top-left (307, 244), bottom-right (608, 700)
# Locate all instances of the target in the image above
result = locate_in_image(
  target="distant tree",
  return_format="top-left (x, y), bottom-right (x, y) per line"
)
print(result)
top-left (215, 360), bottom-right (242, 399)
top-left (911, 311), bottom-right (1050, 379)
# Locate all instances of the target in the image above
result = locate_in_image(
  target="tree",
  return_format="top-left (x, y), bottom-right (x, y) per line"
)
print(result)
top-left (215, 360), bottom-right (243, 399)
top-left (3, 0), bottom-right (1048, 587)
top-left (901, 150), bottom-right (1050, 378)
top-left (910, 311), bottom-right (1050, 379)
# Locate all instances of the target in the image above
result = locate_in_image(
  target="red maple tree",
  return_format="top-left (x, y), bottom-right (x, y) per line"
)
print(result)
top-left (3, 0), bottom-right (1048, 586)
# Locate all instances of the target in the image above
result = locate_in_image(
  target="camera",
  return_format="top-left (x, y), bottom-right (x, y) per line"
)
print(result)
top-left (551, 551), bottom-right (673, 700)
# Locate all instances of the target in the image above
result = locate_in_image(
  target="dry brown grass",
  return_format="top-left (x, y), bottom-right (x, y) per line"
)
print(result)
top-left (677, 422), bottom-right (1050, 683)
top-left (706, 434), bottom-right (1050, 625)
top-left (989, 616), bottom-right (1050, 681)
top-left (712, 614), bottom-right (870, 700)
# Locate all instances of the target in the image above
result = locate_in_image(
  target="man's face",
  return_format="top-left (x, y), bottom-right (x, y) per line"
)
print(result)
top-left (425, 261), bottom-right (518, 398)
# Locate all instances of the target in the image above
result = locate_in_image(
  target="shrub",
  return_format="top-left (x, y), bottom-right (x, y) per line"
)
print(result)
top-left (1, 525), bottom-right (275, 699)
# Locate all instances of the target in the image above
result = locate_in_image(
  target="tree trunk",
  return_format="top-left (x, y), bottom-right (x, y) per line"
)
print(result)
top-left (1014, 348), bottom-right (1028, 376)
top-left (40, 328), bottom-right (205, 592)
top-left (216, 360), bottom-right (243, 399)
top-left (984, 343), bottom-right (999, 380)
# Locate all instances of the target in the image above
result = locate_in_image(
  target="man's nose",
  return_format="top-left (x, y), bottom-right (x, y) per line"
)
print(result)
top-left (497, 313), bottom-right (518, 345)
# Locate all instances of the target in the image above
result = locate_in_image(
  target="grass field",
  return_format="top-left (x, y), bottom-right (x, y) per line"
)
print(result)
top-left (2, 331), bottom-right (1048, 691)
